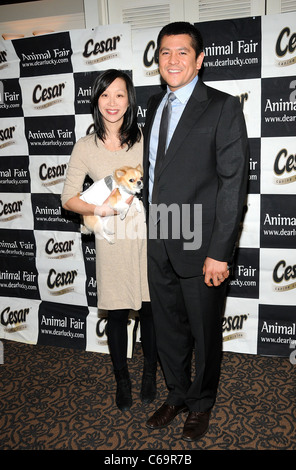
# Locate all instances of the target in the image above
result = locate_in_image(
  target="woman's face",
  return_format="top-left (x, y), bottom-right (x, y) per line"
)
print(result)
top-left (98, 77), bottom-right (129, 127)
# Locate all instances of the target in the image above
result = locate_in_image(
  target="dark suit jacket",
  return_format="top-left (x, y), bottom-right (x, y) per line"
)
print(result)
top-left (143, 78), bottom-right (249, 278)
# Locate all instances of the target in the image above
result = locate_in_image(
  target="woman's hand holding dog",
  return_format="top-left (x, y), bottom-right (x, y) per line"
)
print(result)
top-left (96, 189), bottom-right (134, 217)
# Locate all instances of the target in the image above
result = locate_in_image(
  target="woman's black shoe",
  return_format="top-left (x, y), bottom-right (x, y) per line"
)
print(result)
top-left (114, 366), bottom-right (132, 411)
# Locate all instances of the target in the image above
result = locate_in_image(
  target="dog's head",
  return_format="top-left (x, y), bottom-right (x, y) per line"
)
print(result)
top-left (113, 164), bottom-right (143, 194)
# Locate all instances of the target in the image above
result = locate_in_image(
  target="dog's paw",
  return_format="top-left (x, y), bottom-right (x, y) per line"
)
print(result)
top-left (133, 198), bottom-right (142, 212)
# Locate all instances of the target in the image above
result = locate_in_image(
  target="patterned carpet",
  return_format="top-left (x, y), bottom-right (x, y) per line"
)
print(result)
top-left (0, 339), bottom-right (295, 451)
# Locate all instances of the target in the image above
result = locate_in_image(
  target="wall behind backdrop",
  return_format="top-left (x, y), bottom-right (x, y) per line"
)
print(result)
top-left (0, 12), bottom-right (295, 358)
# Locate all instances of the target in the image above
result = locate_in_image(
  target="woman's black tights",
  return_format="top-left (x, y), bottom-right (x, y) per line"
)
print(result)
top-left (106, 302), bottom-right (157, 370)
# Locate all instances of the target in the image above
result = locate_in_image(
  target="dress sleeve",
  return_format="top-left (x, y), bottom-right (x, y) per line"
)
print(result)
top-left (61, 139), bottom-right (90, 207)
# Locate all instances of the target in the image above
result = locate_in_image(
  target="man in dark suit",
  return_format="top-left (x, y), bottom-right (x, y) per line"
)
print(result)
top-left (142, 22), bottom-right (249, 441)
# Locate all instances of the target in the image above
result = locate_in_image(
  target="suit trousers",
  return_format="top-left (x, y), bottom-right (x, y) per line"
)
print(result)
top-left (147, 236), bottom-right (227, 412)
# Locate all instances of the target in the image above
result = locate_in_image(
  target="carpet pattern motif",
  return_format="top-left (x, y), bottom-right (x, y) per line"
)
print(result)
top-left (0, 339), bottom-right (295, 451)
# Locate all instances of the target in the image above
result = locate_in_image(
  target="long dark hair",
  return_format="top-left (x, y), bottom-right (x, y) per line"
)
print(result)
top-left (90, 69), bottom-right (141, 150)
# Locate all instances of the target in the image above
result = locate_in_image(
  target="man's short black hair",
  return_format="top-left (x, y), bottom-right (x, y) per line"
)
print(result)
top-left (157, 21), bottom-right (204, 58)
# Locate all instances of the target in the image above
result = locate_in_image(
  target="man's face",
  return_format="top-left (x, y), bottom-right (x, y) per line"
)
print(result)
top-left (158, 34), bottom-right (204, 92)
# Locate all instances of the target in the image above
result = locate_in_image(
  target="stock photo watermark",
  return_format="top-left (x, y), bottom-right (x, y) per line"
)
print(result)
top-left (0, 81), bottom-right (4, 105)
top-left (93, 203), bottom-right (203, 250)
top-left (289, 341), bottom-right (296, 365)
top-left (149, 203), bottom-right (202, 250)
top-left (0, 340), bottom-right (3, 364)
top-left (290, 79), bottom-right (296, 103)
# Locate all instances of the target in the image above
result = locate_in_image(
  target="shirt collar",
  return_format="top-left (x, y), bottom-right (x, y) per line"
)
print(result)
top-left (166, 75), bottom-right (198, 104)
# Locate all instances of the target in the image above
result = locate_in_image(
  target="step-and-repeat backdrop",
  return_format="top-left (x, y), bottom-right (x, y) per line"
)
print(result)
top-left (0, 12), bottom-right (295, 358)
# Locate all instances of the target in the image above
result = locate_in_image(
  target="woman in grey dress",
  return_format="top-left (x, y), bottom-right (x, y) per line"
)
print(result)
top-left (61, 69), bottom-right (157, 412)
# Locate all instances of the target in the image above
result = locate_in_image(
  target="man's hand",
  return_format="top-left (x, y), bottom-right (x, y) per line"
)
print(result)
top-left (203, 257), bottom-right (229, 287)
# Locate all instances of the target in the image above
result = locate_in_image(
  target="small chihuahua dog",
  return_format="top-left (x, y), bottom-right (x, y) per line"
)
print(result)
top-left (79, 164), bottom-right (143, 243)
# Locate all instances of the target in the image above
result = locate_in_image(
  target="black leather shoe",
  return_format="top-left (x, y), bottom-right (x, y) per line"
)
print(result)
top-left (181, 411), bottom-right (211, 441)
top-left (146, 403), bottom-right (187, 429)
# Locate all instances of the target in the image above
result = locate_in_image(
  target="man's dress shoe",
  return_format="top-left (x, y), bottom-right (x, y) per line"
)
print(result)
top-left (146, 403), bottom-right (187, 429)
top-left (181, 411), bottom-right (211, 441)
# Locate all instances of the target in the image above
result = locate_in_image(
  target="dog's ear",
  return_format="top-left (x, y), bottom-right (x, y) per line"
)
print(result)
top-left (114, 168), bottom-right (127, 179)
top-left (136, 164), bottom-right (143, 172)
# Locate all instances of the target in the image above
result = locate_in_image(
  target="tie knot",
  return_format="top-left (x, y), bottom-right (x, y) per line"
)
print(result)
top-left (168, 92), bottom-right (176, 102)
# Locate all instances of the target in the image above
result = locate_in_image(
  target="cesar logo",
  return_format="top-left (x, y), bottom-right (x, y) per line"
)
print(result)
top-left (83, 36), bottom-right (120, 58)
top-left (276, 27), bottom-right (296, 57)
top-left (32, 82), bottom-right (65, 105)
top-left (0, 126), bottom-right (15, 142)
top-left (0, 199), bottom-right (23, 218)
